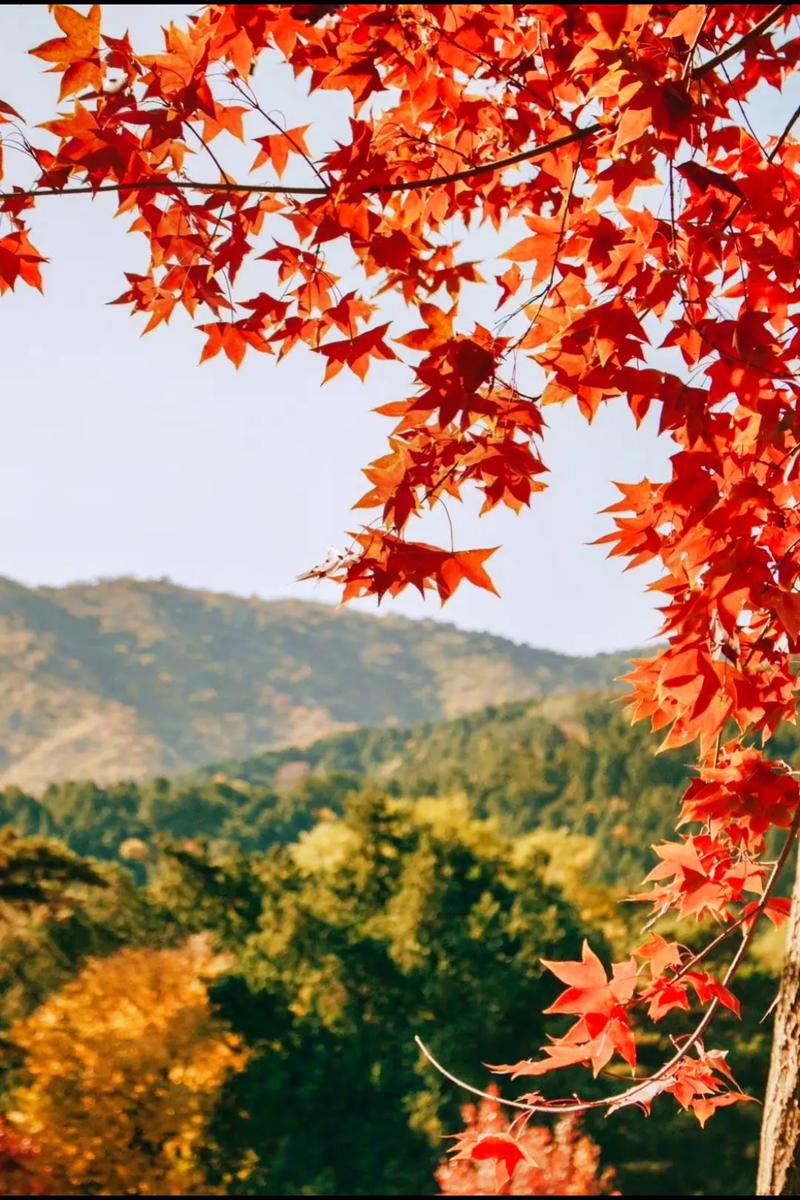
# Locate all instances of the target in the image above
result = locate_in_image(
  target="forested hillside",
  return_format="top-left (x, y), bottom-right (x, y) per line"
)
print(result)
top-left (5, 695), bottom-right (800, 886)
top-left (0, 576), bottom-right (640, 791)
top-left (0, 596), bottom-right (794, 1196)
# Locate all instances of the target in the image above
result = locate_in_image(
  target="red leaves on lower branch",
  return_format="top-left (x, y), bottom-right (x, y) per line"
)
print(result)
top-left (531, 941), bottom-right (638, 1077)
top-left (491, 941), bottom-right (638, 1080)
top-left (437, 1086), bottom-right (617, 1195)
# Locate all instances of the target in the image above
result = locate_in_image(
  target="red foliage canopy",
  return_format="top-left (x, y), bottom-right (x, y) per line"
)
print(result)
top-left (436, 1086), bottom-right (617, 1195)
top-left (4, 3), bottom-right (800, 1181)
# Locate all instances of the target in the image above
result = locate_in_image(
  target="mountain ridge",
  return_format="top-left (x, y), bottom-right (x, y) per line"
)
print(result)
top-left (0, 575), bottom-right (652, 790)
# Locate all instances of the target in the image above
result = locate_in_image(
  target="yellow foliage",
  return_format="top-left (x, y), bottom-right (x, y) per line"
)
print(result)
top-left (291, 819), bottom-right (361, 873)
top-left (411, 793), bottom-right (487, 836)
top-left (9, 935), bottom-right (246, 1196)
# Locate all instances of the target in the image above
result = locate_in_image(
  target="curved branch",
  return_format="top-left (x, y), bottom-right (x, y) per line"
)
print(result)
top-left (416, 808), bottom-right (800, 1118)
top-left (0, 123), bottom-right (602, 205)
top-left (414, 1037), bottom-right (537, 1113)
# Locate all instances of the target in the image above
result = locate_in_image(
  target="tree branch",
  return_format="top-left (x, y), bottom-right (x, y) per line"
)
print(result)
top-left (770, 98), bottom-right (800, 161)
top-left (416, 808), bottom-right (800, 1118)
top-left (3, 11), bottom-right (786, 212)
top-left (692, 4), bottom-right (791, 80)
top-left (0, 124), bottom-right (602, 205)
top-left (0, 177), bottom-right (326, 200)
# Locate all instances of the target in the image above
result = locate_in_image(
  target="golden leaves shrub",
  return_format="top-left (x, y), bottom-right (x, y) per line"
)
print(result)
top-left (9, 936), bottom-right (246, 1196)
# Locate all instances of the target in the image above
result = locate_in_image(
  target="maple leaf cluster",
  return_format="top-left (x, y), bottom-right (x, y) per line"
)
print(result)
top-left (491, 937), bottom-right (752, 1124)
top-left (5, 3), bottom-right (800, 1186)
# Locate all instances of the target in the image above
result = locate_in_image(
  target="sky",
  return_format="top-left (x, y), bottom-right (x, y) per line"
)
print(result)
top-left (0, 5), bottom-right (698, 655)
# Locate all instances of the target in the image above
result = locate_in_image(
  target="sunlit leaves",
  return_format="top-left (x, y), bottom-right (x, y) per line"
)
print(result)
top-left (29, 5), bottom-right (102, 99)
top-left (9, 938), bottom-right (246, 1195)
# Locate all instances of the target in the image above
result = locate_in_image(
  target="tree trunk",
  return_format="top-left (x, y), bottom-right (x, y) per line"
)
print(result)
top-left (758, 850), bottom-right (800, 1195)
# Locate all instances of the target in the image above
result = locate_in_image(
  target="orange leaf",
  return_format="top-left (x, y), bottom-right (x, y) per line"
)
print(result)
top-left (665, 6), bottom-right (707, 43)
top-left (30, 5), bottom-right (102, 99)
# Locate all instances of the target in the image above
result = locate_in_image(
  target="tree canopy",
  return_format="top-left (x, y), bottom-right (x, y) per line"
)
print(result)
top-left (4, 2), bottom-right (800, 1189)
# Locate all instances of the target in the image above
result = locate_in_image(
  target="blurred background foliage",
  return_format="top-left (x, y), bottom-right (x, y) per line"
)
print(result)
top-left (0, 695), bottom-right (794, 1194)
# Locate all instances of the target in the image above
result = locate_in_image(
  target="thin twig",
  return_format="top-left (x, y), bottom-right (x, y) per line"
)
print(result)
top-left (508, 138), bottom-right (584, 348)
top-left (184, 121), bottom-right (236, 310)
top-left (681, 9), bottom-right (711, 80)
top-left (769, 98), bottom-right (800, 161)
top-left (231, 77), bottom-right (329, 188)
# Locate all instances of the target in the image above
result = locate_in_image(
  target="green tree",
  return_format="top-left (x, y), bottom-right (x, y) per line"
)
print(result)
top-left (0, 832), bottom-right (158, 1031)
top-left (207, 790), bottom-right (588, 1195)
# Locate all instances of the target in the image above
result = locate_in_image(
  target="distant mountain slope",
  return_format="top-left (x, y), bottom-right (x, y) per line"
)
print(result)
top-left (196, 692), bottom-right (698, 883)
top-left (0, 575), bottom-right (648, 790)
top-left (9, 692), bottom-right (749, 887)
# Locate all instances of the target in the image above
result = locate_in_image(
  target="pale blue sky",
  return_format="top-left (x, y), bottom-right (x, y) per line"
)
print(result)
top-left (0, 5), bottom-right (720, 654)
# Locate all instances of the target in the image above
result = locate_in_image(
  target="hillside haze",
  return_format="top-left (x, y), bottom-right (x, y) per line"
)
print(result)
top-left (0, 576), bottom-right (643, 790)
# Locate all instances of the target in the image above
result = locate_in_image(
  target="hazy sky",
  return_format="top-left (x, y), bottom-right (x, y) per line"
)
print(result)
top-left (0, 6), bottom-right (712, 654)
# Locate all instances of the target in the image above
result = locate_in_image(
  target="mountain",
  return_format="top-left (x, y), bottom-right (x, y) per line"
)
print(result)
top-left (0, 575), bottom-right (647, 791)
